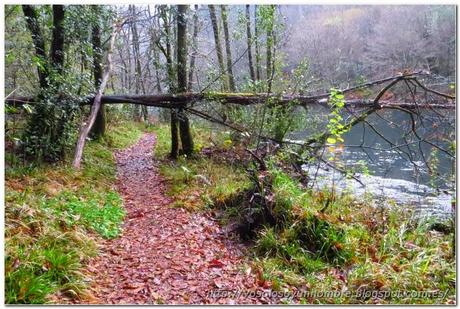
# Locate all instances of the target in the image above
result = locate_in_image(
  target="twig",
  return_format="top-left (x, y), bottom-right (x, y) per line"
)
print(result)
top-left (409, 77), bottom-right (455, 100)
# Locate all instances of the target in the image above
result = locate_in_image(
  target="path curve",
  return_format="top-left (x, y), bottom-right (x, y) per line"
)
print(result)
top-left (83, 133), bottom-right (273, 304)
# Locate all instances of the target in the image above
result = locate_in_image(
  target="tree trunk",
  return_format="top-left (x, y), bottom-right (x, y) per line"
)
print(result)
top-left (208, 5), bottom-right (228, 91)
top-left (22, 5), bottom-right (48, 88)
top-left (177, 5), bottom-right (194, 156)
top-left (152, 47), bottom-right (163, 93)
top-left (254, 5), bottom-right (261, 82)
top-left (221, 5), bottom-right (236, 92)
top-left (266, 6), bottom-right (275, 89)
top-left (73, 21), bottom-right (120, 169)
top-left (187, 5), bottom-right (199, 92)
top-left (50, 5), bottom-right (65, 75)
top-left (90, 5), bottom-right (105, 138)
top-left (131, 5), bottom-right (149, 122)
top-left (149, 8), bottom-right (166, 122)
top-left (22, 4), bottom-right (69, 161)
top-left (159, 5), bottom-right (179, 157)
top-left (130, 5), bottom-right (142, 121)
top-left (245, 5), bottom-right (255, 83)
top-left (265, 5), bottom-right (276, 93)
top-left (170, 110), bottom-right (179, 159)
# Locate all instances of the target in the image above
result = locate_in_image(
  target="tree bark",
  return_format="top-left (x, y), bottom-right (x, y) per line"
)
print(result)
top-left (90, 5), bottom-right (105, 138)
top-left (221, 5), bottom-right (236, 92)
top-left (8, 94), bottom-right (455, 110)
top-left (208, 5), bottom-right (228, 91)
top-left (245, 5), bottom-right (255, 83)
top-left (50, 5), bottom-right (65, 75)
top-left (254, 5), bottom-right (261, 82)
top-left (159, 5), bottom-right (180, 158)
top-left (266, 5), bottom-right (275, 91)
top-left (177, 5), bottom-right (194, 156)
top-left (131, 5), bottom-right (149, 121)
top-left (22, 5), bottom-right (48, 88)
top-left (170, 109), bottom-right (179, 159)
top-left (187, 5), bottom-right (199, 92)
top-left (73, 21), bottom-right (120, 169)
top-left (130, 5), bottom-right (142, 121)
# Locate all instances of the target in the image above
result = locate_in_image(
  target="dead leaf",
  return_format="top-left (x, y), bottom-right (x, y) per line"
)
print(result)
top-left (209, 259), bottom-right (225, 268)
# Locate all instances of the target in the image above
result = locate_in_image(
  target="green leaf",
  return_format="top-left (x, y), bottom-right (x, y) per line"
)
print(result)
top-left (327, 137), bottom-right (337, 144)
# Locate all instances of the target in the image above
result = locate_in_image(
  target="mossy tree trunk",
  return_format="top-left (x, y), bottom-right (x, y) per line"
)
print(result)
top-left (158, 5), bottom-right (180, 158)
top-left (130, 5), bottom-right (143, 122)
top-left (245, 5), bottom-right (256, 83)
top-left (50, 5), bottom-right (65, 75)
top-left (208, 5), bottom-right (228, 91)
top-left (22, 5), bottom-right (49, 88)
top-left (221, 5), bottom-right (236, 92)
top-left (90, 5), bottom-right (105, 139)
top-left (177, 5), bottom-right (194, 156)
top-left (265, 5), bottom-right (276, 92)
top-left (22, 5), bottom-right (70, 161)
top-left (254, 5), bottom-right (261, 82)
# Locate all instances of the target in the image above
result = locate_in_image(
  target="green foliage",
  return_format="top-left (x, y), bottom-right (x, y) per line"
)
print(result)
top-left (326, 88), bottom-right (348, 145)
top-left (10, 4), bottom-right (117, 163)
top-left (267, 99), bottom-right (302, 142)
top-left (47, 191), bottom-right (125, 239)
top-left (22, 93), bottom-right (81, 162)
top-left (289, 58), bottom-right (311, 94)
top-left (153, 124), bottom-right (251, 211)
top-left (254, 167), bottom-right (353, 264)
top-left (257, 5), bottom-right (276, 35)
top-left (5, 120), bottom-right (144, 303)
top-left (250, 167), bottom-right (455, 303)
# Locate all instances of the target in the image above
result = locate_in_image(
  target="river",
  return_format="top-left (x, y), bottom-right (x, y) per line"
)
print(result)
top-left (289, 107), bottom-right (455, 221)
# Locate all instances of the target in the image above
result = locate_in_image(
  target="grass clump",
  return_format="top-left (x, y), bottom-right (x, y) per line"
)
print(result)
top-left (152, 124), bottom-right (251, 211)
top-left (5, 120), bottom-right (145, 304)
top-left (250, 167), bottom-right (455, 304)
top-left (45, 190), bottom-right (125, 239)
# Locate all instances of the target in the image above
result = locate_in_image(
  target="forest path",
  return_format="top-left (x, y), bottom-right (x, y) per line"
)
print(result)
top-left (84, 133), bottom-right (269, 304)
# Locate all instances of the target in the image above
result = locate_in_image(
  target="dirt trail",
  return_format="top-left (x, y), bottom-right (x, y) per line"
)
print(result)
top-left (83, 133), bottom-right (273, 304)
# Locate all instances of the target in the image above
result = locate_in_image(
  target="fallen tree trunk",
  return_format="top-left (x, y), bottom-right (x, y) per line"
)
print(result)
top-left (72, 21), bottom-right (121, 169)
top-left (6, 94), bottom-right (455, 110)
top-left (6, 72), bottom-right (454, 109)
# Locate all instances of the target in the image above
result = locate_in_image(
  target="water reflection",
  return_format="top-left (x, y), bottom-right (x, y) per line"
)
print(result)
top-left (291, 107), bottom-right (455, 220)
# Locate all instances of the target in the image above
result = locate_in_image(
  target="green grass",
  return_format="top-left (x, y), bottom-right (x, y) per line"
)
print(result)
top-left (250, 166), bottom-right (455, 304)
top-left (152, 124), bottom-right (251, 212)
top-left (152, 124), bottom-right (455, 304)
top-left (5, 120), bottom-right (146, 304)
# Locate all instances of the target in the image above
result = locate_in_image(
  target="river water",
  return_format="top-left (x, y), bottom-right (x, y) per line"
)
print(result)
top-left (289, 107), bottom-right (455, 221)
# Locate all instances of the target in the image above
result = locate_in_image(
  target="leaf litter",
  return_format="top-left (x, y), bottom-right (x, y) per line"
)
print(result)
top-left (78, 133), bottom-right (281, 304)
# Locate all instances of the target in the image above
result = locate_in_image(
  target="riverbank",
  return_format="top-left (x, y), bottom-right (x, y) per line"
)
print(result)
top-left (5, 122), bottom-right (455, 304)
top-left (153, 124), bottom-right (455, 304)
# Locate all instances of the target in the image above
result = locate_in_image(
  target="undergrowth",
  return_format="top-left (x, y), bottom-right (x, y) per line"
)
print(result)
top-left (252, 168), bottom-right (455, 304)
top-left (5, 120), bottom-right (146, 304)
top-left (152, 124), bottom-right (251, 212)
top-left (153, 123), bottom-right (455, 304)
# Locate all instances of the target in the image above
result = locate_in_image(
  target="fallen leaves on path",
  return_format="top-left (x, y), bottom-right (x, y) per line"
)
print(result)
top-left (78, 133), bottom-right (283, 304)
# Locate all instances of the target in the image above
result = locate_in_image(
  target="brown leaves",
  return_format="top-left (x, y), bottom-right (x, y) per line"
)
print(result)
top-left (78, 134), bottom-right (266, 305)
top-left (209, 259), bottom-right (225, 268)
